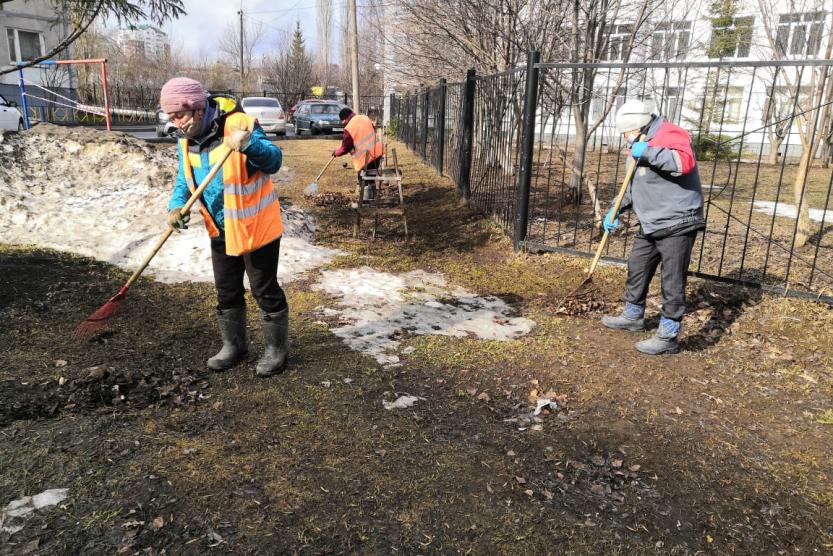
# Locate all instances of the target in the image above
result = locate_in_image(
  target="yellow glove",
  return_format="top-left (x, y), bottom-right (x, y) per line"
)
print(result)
top-left (167, 208), bottom-right (190, 231)
top-left (224, 126), bottom-right (251, 152)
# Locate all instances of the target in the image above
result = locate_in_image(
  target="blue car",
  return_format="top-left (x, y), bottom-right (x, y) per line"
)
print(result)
top-left (293, 101), bottom-right (346, 135)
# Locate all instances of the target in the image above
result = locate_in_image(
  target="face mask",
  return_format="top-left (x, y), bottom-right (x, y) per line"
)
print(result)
top-left (180, 111), bottom-right (204, 138)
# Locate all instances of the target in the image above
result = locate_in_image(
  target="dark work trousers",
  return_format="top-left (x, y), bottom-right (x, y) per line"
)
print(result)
top-left (210, 237), bottom-right (288, 313)
top-left (623, 230), bottom-right (697, 321)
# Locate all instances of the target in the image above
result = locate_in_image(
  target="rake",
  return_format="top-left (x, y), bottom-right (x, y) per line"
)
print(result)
top-left (556, 148), bottom-right (641, 311)
top-left (73, 147), bottom-right (233, 340)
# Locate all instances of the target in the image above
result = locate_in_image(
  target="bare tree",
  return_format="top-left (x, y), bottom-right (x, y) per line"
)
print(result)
top-left (317, 0), bottom-right (334, 85)
top-left (756, 0), bottom-right (833, 248)
top-left (216, 18), bottom-right (266, 91)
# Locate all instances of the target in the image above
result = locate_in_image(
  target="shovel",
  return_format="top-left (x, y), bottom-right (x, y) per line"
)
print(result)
top-left (303, 155), bottom-right (336, 196)
top-left (557, 142), bottom-right (642, 310)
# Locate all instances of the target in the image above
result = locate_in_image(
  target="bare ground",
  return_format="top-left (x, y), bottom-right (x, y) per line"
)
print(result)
top-left (1, 138), bottom-right (832, 555)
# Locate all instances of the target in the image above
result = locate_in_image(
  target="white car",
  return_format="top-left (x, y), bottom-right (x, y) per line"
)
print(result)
top-left (241, 96), bottom-right (286, 135)
top-left (0, 94), bottom-right (24, 131)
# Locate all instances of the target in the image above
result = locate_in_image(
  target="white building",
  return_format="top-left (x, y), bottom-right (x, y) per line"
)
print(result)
top-left (544, 0), bottom-right (833, 158)
top-left (0, 0), bottom-right (73, 91)
top-left (116, 24), bottom-right (170, 59)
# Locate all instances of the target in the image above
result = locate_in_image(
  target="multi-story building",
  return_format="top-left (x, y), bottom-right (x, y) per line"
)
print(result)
top-left (115, 24), bottom-right (170, 59)
top-left (0, 0), bottom-right (73, 95)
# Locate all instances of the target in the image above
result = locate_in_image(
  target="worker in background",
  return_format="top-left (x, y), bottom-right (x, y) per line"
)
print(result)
top-left (160, 77), bottom-right (288, 377)
top-left (332, 107), bottom-right (383, 199)
top-left (600, 99), bottom-right (705, 355)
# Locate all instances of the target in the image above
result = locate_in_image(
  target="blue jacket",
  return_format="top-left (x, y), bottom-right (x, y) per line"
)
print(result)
top-left (168, 97), bottom-right (283, 234)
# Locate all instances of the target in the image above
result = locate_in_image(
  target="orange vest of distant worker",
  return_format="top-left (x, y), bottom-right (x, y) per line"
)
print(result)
top-left (345, 114), bottom-right (383, 171)
top-left (179, 112), bottom-right (283, 256)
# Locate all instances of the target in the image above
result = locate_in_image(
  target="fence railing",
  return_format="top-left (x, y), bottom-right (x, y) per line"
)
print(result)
top-left (0, 82), bottom-right (386, 126)
top-left (391, 56), bottom-right (833, 302)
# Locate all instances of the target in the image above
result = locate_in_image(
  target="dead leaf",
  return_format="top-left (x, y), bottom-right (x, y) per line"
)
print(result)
top-left (590, 484), bottom-right (605, 495)
top-left (524, 489), bottom-right (534, 496)
top-left (515, 476), bottom-right (526, 484)
top-left (611, 459), bottom-right (623, 468)
top-left (55, 360), bottom-right (67, 367)
top-left (674, 406), bottom-right (683, 415)
top-left (543, 489), bottom-right (554, 500)
top-left (628, 464), bottom-right (641, 473)
top-left (477, 391), bottom-right (491, 402)
top-left (466, 387), bottom-right (478, 396)
top-left (153, 516), bottom-right (164, 530)
top-left (591, 455), bottom-right (606, 466)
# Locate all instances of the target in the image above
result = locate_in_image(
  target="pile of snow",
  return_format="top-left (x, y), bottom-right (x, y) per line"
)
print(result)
top-left (1, 488), bottom-right (68, 535)
top-left (313, 267), bottom-right (535, 365)
top-left (0, 126), bottom-right (339, 283)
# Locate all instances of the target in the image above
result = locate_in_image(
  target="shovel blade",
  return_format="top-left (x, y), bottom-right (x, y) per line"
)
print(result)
top-left (303, 181), bottom-right (318, 196)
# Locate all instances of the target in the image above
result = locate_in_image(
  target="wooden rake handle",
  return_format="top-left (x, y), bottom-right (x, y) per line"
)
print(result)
top-left (122, 147), bottom-right (234, 290)
top-left (586, 136), bottom-right (645, 277)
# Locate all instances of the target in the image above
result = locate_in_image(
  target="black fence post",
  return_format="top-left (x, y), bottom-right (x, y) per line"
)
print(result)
top-left (411, 93), bottom-right (418, 151)
top-left (436, 78), bottom-right (447, 175)
top-left (513, 50), bottom-right (540, 252)
top-left (458, 68), bottom-right (476, 199)
top-left (421, 89), bottom-right (430, 159)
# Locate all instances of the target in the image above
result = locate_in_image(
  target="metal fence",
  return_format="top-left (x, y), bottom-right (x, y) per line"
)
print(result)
top-left (0, 82), bottom-right (386, 126)
top-left (391, 55), bottom-right (833, 302)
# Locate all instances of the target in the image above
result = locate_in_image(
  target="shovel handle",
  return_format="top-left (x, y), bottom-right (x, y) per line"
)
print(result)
top-left (314, 155), bottom-right (336, 183)
top-left (586, 136), bottom-right (644, 277)
top-left (122, 147), bottom-right (234, 290)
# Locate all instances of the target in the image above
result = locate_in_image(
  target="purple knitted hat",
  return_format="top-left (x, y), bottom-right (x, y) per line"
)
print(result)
top-left (160, 77), bottom-right (207, 114)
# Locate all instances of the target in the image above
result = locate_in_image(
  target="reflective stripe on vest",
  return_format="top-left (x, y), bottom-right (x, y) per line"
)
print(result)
top-left (221, 112), bottom-right (283, 256)
top-left (179, 138), bottom-right (221, 238)
top-left (345, 114), bottom-right (383, 171)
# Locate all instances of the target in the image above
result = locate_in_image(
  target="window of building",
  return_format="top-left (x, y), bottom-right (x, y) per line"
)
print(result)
top-left (709, 16), bottom-right (754, 58)
top-left (662, 87), bottom-right (683, 123)
top-left (775, 11), bottom-right (825, 57)
top-left (651, 21), bottom-right (692, 59)
top-left (601, 24), bottom-right (635, 61)
top-left (6, 28), bottom-right (44, 63)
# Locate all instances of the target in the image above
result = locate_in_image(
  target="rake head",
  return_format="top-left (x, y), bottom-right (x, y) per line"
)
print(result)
top-left (72, 287), bottom-right (128, 341)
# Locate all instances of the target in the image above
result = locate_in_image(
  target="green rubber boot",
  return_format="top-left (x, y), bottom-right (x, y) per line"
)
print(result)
top-left (206, 307), bottom-right (248, 371)
top-left (256, 309), bottom-right (289, 377)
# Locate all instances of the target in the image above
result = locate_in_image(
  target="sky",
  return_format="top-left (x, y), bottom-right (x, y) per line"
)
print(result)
top-left (155, 0), bottom-right (347, 61)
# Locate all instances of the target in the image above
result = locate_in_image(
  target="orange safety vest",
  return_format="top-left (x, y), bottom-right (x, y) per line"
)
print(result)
top-left (180, 112), bottom-right (283, 256)
top-left (345, 114), bottom-right (383, 171)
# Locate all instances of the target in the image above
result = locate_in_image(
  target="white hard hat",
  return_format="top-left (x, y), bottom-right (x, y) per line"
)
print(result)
top-left (615, 99), bottom-right (656, 134)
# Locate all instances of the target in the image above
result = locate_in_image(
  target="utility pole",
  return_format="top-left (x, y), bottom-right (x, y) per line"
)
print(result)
top-left (348, 0), bottom-right (360, 112)
top-left (238, 8), bottom-right (245, 91)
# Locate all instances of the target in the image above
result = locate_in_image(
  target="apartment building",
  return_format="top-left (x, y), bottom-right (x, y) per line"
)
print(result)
top-left (0, 0), bottom-right (72, 95)
top-left (584, 0), bottom-right (832, 156)
top-left (116, 24), bottom-right (170, 59)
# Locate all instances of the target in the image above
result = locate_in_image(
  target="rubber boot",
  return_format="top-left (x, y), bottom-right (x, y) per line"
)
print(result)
top-left (256, 309), bottom-right (289, 377)
top-left (635, 316), bottom-right (681, 355)
top-left (206, 307), bottom-right (248, 371)
top-left (601, 302), bottom-right (645, 332)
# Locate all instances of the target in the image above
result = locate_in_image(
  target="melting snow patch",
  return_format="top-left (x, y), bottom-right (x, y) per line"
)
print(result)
top-left (383, 395), bottom-right (424, 410)
top-left (312, 267), bottom-right (535, 366)
top-left (0, 488), bottom-right (68, 535)
top-left (0, 130), bottom-right (339, 283)
top-left (752, 201), bottom-right (833, 223)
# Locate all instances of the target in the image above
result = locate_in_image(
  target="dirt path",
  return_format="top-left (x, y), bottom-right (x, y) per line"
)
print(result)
top-left (1, 137), bottom-right (832, 554)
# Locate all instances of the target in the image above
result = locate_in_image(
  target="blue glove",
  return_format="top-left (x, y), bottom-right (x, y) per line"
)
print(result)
top-left (603, 206), bottom-right (620, 232)
top-left (630, 140), bottom-right (648, 160)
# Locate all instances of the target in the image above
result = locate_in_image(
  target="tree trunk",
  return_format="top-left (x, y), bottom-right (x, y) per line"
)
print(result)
top-left (767, 136), bottom-right (783, 165)
top-left (568, 117), bottom-right (588, 204)
top-left (793, 147), bottom-right (813, 248)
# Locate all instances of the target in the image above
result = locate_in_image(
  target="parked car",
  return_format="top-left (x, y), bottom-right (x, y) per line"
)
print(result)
top-left (0, 94), bottom-right (24, 131)
top-left (293, 102), bottom-right (346, 135)
top-left (241, 96), bottom-right (286, 135)
top-left (156, 108), bottom-right (177, 137)
top-left (288, 98), bottom-right (344, 124)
